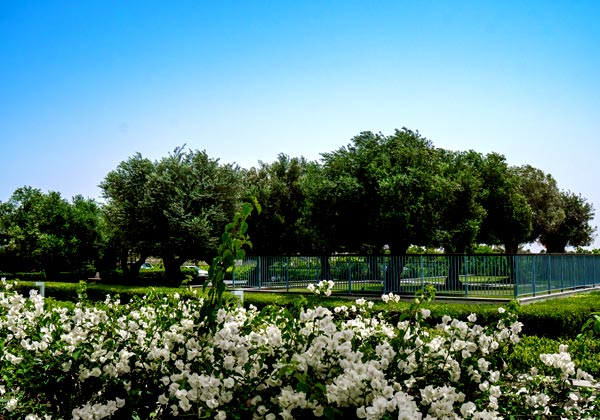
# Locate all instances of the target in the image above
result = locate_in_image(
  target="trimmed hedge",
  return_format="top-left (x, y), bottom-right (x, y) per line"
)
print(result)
top-left (506, 335), bottom-right (600, 377)
top-left (3, 266), bottom-right (209, 287)
top-left (12, 282), bottom-right (203, 305)
top-left (517, 293), bottom-right (600, 339)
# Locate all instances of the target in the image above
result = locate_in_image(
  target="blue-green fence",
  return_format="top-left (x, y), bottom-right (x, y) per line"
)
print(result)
top-left (230, 254), bottom-right (600, 299)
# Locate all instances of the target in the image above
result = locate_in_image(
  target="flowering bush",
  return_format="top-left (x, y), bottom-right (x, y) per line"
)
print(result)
top-left (0, 277), bottom-right (598, 419)
top-left (307, 280), bottom-right (335, 297)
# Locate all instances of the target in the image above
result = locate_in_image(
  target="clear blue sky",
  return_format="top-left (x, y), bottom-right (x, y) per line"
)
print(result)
top-left (1, 1), bottom-right (599, 248)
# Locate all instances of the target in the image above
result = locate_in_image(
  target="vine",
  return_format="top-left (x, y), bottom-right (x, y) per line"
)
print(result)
top-left (202, 198), bottom-right (261, 328)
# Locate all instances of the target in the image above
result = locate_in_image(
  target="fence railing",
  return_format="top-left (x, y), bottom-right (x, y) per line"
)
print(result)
top-left (230, 254), bottom-right (600, 299)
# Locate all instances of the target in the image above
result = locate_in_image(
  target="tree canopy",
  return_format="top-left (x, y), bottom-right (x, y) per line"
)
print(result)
top-left (244, 154), bottom-right (313, 254)
top-left (540, 191), bottom-right (596, 253)
top-left (304, 129), bottom-right (446, 254)
top-left (1, 128), bottom-right (597, 283)
top-left (0, 187), bottom-right (102, 278)
top-left (100, 147), bottom-right (244, 281)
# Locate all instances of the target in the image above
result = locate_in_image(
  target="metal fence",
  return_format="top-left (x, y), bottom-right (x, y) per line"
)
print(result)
top-left (229, 254), bottom-right (600, 299)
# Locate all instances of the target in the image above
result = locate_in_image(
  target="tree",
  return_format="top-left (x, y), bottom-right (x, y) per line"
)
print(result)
top-left (100, 153), bottom-right (157, 278)
top-left (244, 154), bottom-right (313, 254)
top-left (305, 128), bottom-right (445, 255)
top-left (0, 187), bottom-right (102, 278)
top-left (100, 147), bottom-right (244, 282)
top-left (477, 153), bottom-right (533, 254)
top-left (434, 150), bottom-right (487, 289)
top-left (512, 165), bottom-right (565, 243)
top-left (434, 149), bottom-right (486, 254)
top-left (540, 191), bottom-right (596, 253)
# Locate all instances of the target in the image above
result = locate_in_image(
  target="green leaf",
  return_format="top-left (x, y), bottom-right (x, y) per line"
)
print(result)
top-left (221, 232), bottom-right (230, 244)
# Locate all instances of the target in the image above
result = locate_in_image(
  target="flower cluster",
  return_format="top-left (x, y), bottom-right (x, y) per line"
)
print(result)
top-left (0, 278), bottom-right (598, 419)
top-left (307, 280), bottom-right (335, 297)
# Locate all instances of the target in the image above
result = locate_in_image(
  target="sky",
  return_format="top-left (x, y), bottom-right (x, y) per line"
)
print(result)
top-left (1, 1), bottom-right (599, 249)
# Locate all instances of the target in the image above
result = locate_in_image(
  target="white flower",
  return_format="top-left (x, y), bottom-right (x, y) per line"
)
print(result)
top-left (6, 398), bottom-right (18, 412)
top-left (460, 401), bottom-right (476, 417)
top-left (158, 394), bottom-right (169, 405)
top-left (178, 396), bottom-right (191, 411)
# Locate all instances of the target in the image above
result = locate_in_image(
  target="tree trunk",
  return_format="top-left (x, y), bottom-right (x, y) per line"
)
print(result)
top-left (119, 249), bottom-right (129, 275)
top-left (504, 242), bottom-right (519, 282)
top-left (128, 254), bottom-right (147, 281)
top-left (163, 254), bottom-right (185, 285)
top-left (444, 256), bottom-right (464, 291)
top-left (544, 240), bottom-right (566, 253)
top-left (320, 255), bottom-right (331, 280)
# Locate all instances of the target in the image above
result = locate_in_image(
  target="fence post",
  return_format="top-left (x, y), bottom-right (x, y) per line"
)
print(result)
top-left (592, 255), bottom-right (595, 287)
top-left (286, 256), bottom-right (290, 292)
top-left (420, 255), bottom-right (424, 290)
top-left (383, 256), bottom-right (388, 294)
top-left (34, 281), bottom-right (45, 297)
top-left (347, 257), bottom-right (352, 295)
top-left (560, 255), bottom-right (565, 292)
top-left (464, 255), bottom-right (468, 299)
top-left (514, 256), bottom-right (519, 300)
top-left (546, 255), bottom-right (551, 294)
top-left (257, 256), bottom-right (262, 289)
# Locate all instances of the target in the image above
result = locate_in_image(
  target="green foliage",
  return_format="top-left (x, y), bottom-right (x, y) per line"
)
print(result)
top-left (203, 199), bottom-right (261, 327)
top-left (100, 147), bottom-right (244, 282)
top-left (12, 278), bottom-right (600, 340)
top-left (244, 154), bottom-right (314, 254)
top-left (477, 153), bottom-right (534, 254)
top-left (512, 165), bottom-right (565, 244)
top-left (0, 187), bottom-right (103, 277)
top-left (304, 129), bottom-right (445, 254)
top-left (517, 295), bottom-right (599, 339)
top-left (434, 149), bottom-right (487, 253)
top-left (0, 271), bottom-right (47, 282)
top-left (540, 191), bottom-right (596, 253)
top-left (506, 335), bottom-right (600, 378)
top-left (578, 311), bottom-right (600, 339)
top-left (11, 281), bottom-right (203, 305)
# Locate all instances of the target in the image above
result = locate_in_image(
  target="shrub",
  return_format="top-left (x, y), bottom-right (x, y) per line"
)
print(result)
top-left (0, 279), bottom-right (598, 419)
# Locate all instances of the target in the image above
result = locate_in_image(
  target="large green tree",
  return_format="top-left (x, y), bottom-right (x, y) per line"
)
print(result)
top-left (100, 147), bottom-right (244, 282)
top-left (244, 154), bottom-right (313, 254)
top-left (434, 149), bottom-right (486, 254)
top-left (477, 153), bottom-right (533, 254)
top-left (512, 165), bottom-right (565, 244)
top-left (540, 191), bottom-right (596, 253)
top-left (0, 187), bottom-right (103, 279)
top-left (100, 153), bottom-right (156, 278)
top-left (305, 129), bottom-right (445, 254)
top-left (433, 150), bottom-right (487, 289)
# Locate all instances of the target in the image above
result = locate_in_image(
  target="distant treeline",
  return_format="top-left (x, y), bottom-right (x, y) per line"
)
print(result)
top-left (0, 128), bottom-right (595, 283)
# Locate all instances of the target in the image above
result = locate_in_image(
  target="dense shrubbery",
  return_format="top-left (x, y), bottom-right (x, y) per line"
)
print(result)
top-left (1, 279), bottom-right (598, 419)
top-left (12, 282), bottom-right (600, 339)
